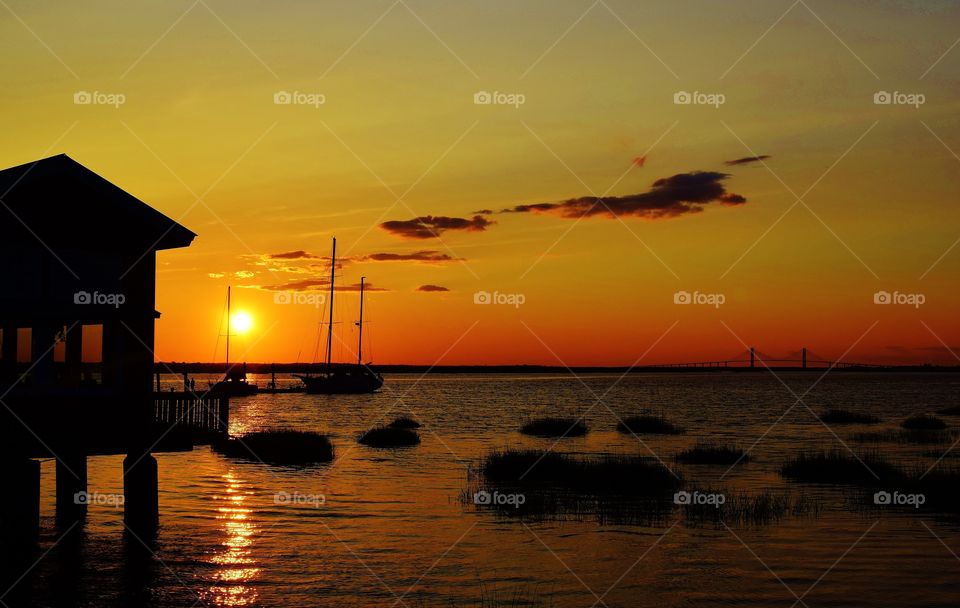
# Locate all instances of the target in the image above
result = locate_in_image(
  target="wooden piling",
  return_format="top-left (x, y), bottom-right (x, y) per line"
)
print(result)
top-left (0, 457), bottom-right (40, 545)
top-left (123, 453), bottom-right (159, 533)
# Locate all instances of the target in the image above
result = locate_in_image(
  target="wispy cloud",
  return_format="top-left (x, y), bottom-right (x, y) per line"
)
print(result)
top-left (380, 215), bottom-right (494, 239)
top-left (725, 155), bottom-right (770, 166)
top-left (502, 171), bottom-right (747, 220)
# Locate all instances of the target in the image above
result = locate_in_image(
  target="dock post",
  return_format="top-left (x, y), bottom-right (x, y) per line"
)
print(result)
top-left (0, 457), bottom-right (40, 545)
top-left (55, 452), bottom-right (88, 524)
top-left (123, 453), bottom-right (159, 534)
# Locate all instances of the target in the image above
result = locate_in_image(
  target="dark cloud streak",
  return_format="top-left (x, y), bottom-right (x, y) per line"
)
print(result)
top-left (380, 215), bottom-right (494, 239)
top-left (725, 155), bottom-right (770, 166)
top-left (502, 171), bottom-right (747, 220)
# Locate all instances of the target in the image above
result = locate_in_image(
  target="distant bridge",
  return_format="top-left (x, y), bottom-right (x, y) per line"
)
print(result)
top-left (649, 347), bottom-right (886, 370)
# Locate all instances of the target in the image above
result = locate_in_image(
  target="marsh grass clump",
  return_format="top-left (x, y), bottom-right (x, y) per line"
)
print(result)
top-left (471, 449), bottom-right (681, 522)
top-left (358, 425), bottom-right (421, 447)
top-left (477, 584), bottom-right (556, 608)
top-left (480, 450), bottom-right (680, 494)
top-left (519, 417), bottom-right (588, 438)
top-left (820, 409), bottom-right (881, 424)
top-left (617, 414), bottom-right (684, 435)
top-left (680, 491), bottom-right (823, 527)
top-left (850, 467), bottom-right (960, 514)
top-left (213, 430), bottom-right (333, 465)
top-left (854, 429), bottom-right (952, 445)
top-left (911, 468), bottom-right (960, 512)
top-left (902, 415), bottom-right (948, 431)
top-left (387, 416), bottom-right (421, 429)
top-left (780, 450), bottom-right (904, 486)
top-left (675, 443), bottom-right (749, 465)
top-left (936, 406), bottom-right (960, 416)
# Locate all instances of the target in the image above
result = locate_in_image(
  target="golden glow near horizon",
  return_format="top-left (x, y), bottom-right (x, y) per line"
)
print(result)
top-left (3, 1), bottom-right (960, 365)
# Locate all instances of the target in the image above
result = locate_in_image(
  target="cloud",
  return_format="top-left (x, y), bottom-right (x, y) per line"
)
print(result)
top-left (266, 250), bottom-right (322, 260)
top-left (363, 250), bottom-right (460, 263)
top-left (259, 279), bottom-right (329, 292)
top-left (234, 270), bottom-right (255, 279)
top-left (257, 279), bottom-right (388, 292)
top-left (336, 282), bottom-right (388, 292)
top-left (208, 272), bottom-right (225, 279)
top-left (416, 284), bottom-right (450, 292)
top-left (720, 193), bottom-right (747, 205)
top-left (725, 155), bottom-right (770, 166)
top-left (380, 215), bottom-right (494, 239)
top-left (502, 171), bottom-right (747, 220)
top-left (261, 250), bottom-right (460, 264)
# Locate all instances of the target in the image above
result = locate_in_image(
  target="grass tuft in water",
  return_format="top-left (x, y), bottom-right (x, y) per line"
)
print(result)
top-left (820, 408), bottom-right (881, 424)
top-left (616, 414), bottom-right (684, 435)
top-left (387, 416), bottom-right (422, 429)
top-left (675, 443), bottom-right (749, 465)
top-left (213, 430), bottom-right (333, 465)
top-left (902, 415), bottom-right (948, 430)
top-left (681, 490), bottom-right (823, 527)
top-left (519, 417), bottom-right (588, 438)
top-left (780, 450), bottom-right (904, 486)
top-left (479, 450), bottom-right (680, 493)
top-left (358, 425), bottom-right (421, 447)
top-left (853, 429), bottom-right (952, 445)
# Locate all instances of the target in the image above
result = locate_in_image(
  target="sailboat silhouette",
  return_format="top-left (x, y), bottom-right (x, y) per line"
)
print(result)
top-left (295, 237), bottom-right (384, 394)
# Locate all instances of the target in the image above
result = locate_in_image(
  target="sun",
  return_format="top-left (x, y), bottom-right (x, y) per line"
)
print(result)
top-left (231, 311), bottom-right (254, 335)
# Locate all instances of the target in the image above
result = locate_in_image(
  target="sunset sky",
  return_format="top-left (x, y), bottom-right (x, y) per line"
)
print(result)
top-left (3, 0), bottom-right (960, 365)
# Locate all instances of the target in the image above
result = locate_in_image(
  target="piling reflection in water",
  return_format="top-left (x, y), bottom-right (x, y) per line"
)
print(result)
top-left (207, 471), bottom-right (260, 606)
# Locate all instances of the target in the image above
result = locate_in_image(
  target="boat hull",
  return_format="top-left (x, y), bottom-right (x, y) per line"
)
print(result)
top-left (295, 370), bottom-right (383, 394)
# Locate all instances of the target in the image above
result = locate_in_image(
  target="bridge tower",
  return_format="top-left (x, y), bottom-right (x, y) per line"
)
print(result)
top-left (750, 347), bottom-right (755, 369)
top-left (802, 347), bottom-right (807, 369)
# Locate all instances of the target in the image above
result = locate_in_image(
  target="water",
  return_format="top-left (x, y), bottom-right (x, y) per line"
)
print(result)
top-left (10, 372), bottom-right (960, 607)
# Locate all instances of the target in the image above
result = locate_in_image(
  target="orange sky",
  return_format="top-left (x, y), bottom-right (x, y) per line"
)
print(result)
top-left (2, 1), bottom-right (960, 365)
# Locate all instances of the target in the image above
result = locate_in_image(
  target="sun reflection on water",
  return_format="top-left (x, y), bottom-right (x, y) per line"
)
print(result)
top-left (207, 471), bottom-right (260, 606)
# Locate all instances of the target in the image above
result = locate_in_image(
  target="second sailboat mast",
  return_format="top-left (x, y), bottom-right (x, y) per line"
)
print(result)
top-left (326, 237), bottom-right (336, 372)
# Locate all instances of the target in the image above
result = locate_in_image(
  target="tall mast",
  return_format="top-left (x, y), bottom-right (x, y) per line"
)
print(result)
top-left (325, 237), bottom-right (336, 372)
top-left (226, 285), bottom-right (231, 369)
top-left (357, 276), bottom-right (365, 366)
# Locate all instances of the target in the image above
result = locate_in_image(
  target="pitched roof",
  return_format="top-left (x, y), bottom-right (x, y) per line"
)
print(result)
top-left (0, 154), bottom-right (196, 251)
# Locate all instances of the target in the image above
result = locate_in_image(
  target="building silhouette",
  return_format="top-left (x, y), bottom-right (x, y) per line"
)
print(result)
top-left (0, 154), bottom-right (196, 540)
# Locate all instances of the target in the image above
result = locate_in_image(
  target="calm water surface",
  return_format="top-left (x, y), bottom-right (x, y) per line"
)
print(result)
top-left (14, 373), bottom-right (960, 607)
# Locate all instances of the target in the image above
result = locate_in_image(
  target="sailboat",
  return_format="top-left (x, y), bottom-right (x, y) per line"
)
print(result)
top-left (295, 237), bottom-right (384, 394)
top-left (209, 286), bottom-right (259, 397)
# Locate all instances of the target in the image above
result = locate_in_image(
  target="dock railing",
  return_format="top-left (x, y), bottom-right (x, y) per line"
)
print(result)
top-left (153, 391), bottom-right (229, 439)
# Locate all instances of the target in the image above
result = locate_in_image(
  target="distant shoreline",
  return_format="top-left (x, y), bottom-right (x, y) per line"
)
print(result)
top-left (155, 362), bottom-right (960, 374)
